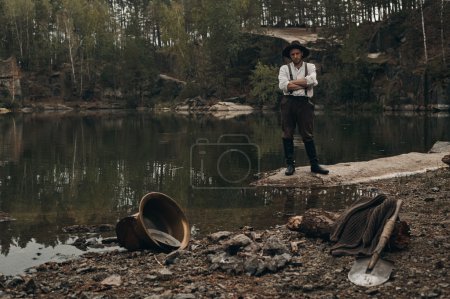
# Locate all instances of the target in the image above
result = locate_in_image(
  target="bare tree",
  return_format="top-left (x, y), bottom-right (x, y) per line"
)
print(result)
top-left (419, 0), bottom-right (428, 63)
top-left (440, 0), bottom-right (446, 64)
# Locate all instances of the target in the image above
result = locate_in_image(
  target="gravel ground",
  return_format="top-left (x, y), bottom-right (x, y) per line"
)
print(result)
top-left (0, 168), bottom-right (449, 299)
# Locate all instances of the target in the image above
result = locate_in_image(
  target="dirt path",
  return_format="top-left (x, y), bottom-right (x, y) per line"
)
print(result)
top-left (259, 28), bottom-right (319, 43)
top-left (159, 74), bottom-right (187, 85)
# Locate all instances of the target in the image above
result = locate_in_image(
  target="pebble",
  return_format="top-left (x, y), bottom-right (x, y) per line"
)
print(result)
top-left (6, 276), bottom-right (25, 288)
top-left (146, 275), bottom-right (158, 281)
top-left (303, 284), bottom-right (314, 292)
top-left (223, 234), bottom-right (252, 253)
top-left (157, 268), bottom-right (173, 280)
top-left (172, 294), bottom-right (196, 299)
top-left (262, 236), bottom-right (289, 256)
top-left (164, 251), bottom-right (180, 265)
top-left (26, 268), bottom-right (37, 274)
top-left (76, 267), bottom-right (94, 274)
top-left (208, 231), bottom-right (232, 242)
top-left (23, 278), bottom-right (37, 294)
top-left (101, 275), bottom-right (122, 286)
top-left (365, 288), bottom-right (379, 295)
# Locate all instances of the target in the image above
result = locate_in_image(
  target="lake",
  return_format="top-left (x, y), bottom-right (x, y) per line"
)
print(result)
top-left (1, 109), bottom-right (449, 275)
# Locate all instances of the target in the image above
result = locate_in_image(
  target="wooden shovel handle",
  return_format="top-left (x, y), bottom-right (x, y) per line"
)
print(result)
top-left (367, 199), bottom-right (403, 271)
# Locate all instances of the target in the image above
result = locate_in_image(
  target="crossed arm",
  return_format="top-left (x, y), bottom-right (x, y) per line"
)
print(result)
top-left (287, 78), bottom-right (308, 90)
top-left (278, 63), bottom-right (318, 93)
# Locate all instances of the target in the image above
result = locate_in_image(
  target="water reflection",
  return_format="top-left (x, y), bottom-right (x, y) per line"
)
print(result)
top-left (0, 110), bottom-right (449, 274)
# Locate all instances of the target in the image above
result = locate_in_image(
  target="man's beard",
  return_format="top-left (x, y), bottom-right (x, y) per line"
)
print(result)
top-left (292, 58), bottom-right (302, 65)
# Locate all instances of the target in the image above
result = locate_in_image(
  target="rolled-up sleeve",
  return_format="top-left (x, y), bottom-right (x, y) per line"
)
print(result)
top-left (278, 65), bottom-right (289, 93)
top-left (305, 63), bottom-right (318, 87)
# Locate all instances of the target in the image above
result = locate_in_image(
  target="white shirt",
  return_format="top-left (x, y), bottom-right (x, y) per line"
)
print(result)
top-left (278, 62), bottom-right (318, 97)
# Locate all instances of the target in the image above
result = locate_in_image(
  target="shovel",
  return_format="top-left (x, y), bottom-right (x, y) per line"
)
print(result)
top-left (348, 199), bottom-right (403, 287)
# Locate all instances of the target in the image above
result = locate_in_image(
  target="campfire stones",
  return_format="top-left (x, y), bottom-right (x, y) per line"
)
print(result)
top-left (206, 231), bottom-right (293, 276)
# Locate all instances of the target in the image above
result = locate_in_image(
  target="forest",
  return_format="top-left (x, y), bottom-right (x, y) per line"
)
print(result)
top-left (0, 0), bottom-right (448, 108)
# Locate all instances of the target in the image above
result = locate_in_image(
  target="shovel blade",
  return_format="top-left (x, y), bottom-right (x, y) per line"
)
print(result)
top-left (348, 257), bottom-right (394, 287)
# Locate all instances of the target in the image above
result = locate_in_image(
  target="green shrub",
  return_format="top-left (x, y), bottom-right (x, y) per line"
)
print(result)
top-left (249, 62), bottom-right (281, 106)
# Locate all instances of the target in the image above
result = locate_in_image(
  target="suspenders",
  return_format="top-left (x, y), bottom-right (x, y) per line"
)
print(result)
top-left (287, 62), bottom-right (308, 96)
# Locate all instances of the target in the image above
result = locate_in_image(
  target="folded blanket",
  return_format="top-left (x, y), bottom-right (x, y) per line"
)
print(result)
top-left (330, 194), bottom-right (396, 256)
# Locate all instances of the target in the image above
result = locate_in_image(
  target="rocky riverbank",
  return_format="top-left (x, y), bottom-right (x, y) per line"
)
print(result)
top-left (1, 168), bottom-right (449, 299)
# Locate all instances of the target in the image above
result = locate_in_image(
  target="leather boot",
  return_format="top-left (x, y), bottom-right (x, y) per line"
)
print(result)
top-left (282, 138), bottom-right (295, 176)
top-left (304, 140), bottom-right (329, 175)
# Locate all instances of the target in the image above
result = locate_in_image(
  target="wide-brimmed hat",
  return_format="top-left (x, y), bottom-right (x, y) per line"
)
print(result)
top-left (282, 40), bottom-right (310, 59)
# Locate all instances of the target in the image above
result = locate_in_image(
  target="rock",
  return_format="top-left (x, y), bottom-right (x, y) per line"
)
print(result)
top-left (40, 286), bottom-right (50, 293)
top-left (243, 257), bottom-right (266, 276)
top-left (208, 252), bottom-right (244, 274)
top-left (428, 141), bottom-right (450, 153)
top-left (165, 250), bottom-right (181, 265)
top-left (145, 274), bottom-right (158, 281)
top-left (265, 253), bottom-right (291, 273)
top-left (157, 268), bottom-right (173, 280)
top-left (164, 250), bottom-right (190, 265)
top-left (247, 231), bottom-right (262, 242)
top-left (208, 231), bottom-right (232, 242)
top-left (76, 266), bottom-right (95, 274)
top-left (26, 268), bottom-right (37, 274)
top-left (101, 275), bottom-right (122, 287)
top-left (420, 289), bottom-right (441, 298)
top-left (240, 225), bottom-right (254, 231)
top-left (434, 260), bottom-right (444, 269)
top-left (23, 278), bottom-right (37, 294)
top-left (72, 237), bottom-right (88, 251)
top-left (262, 236), bottom-right (289, 256)
top-left (242, 241), bottom-right (261, 254)
top-left (85, 237), bottom-right (100, 247)
top-left (442, 155), bottom-right (450, 165)
top-left (273, 253), bottom-right (292, 269)
top-left (6, 276), bottom-right (25, 288)
top-left (92, 273), bottom-right (109, 282)
top-left (172, 294), bottom-right (196, 299)
top-left (431, 187), bottom-right (440, 192)
top-left (209, 101), bottom-right (253, 112)
top-left (290, 257), bottom-right (303, 267)
top-left (208, 252), bottom-right (226, 266)
top-left (223, 234), bottom-right (252, 255)
top-left (101, 237), bottom-right (118, 244)
top-left (303, 284), bottom-right (315, 292)
top-left (365, 288), bottom-right (379, 295)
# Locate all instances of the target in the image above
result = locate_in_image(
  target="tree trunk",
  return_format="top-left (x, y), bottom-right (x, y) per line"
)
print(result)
top-left (287, 209), bottom-right (339, 240)
top-left (419, 0), bottom-right (428, 63)
top-left (64, 16), bottom-right (77, 87)
top-left (440, 0), bottom-right (446, 64)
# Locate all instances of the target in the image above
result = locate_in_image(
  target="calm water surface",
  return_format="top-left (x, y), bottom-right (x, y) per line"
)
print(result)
top-left (1, 110), bottom-right (449, 274)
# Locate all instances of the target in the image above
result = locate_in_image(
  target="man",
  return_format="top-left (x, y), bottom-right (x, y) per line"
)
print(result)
top-left (278, 40), bottom-right (329, 176)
